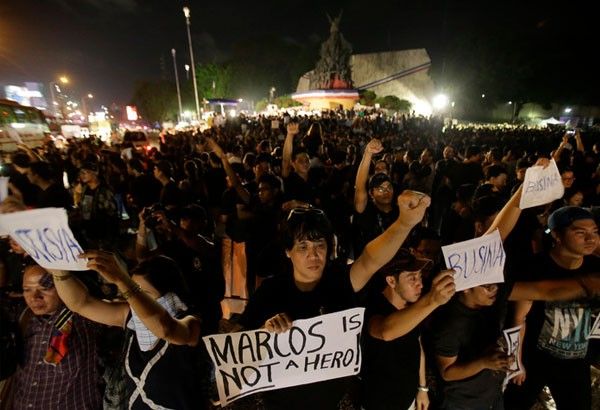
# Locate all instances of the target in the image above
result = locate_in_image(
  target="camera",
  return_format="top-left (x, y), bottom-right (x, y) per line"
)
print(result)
top-left (142, 203), bottom-right (166, 229)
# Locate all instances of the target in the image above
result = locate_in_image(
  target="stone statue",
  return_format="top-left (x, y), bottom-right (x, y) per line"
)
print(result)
top-left (311, 12), bottom-right (353, 89)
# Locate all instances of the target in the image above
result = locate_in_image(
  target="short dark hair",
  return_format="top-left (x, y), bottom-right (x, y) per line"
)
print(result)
top-left (154, 160), bottom-right (173, 178)
top-left (258, 173), bottom-right (281, 191)
top-left (485, 164), bottom-right (507, 180)
top-left (472, 195), bottom-right (504, 223)
top-left (281, 208), bottom-right (333, 254)
top-left (465, 145), bottom-right (481, 159)
top-left (11, 152), bottom-right (30, 168)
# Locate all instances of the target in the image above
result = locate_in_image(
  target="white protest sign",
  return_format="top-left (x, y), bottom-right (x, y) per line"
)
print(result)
top-left (271, 120), bottom-right (279, 129)
top-left (588, 314), bottom-right (600, 339)
top-left (0, 176), bottom-right (9, 202)
top-left (503, 325), bottom-right (523, 386)
top-left (519, 159), bottom-right (564, 209)
top-left (0, 208), bottom-right (87, 270)
top-left (442, 229), bottom-right (505, 292)
top-left (203, 308), bottom-right (364, 406)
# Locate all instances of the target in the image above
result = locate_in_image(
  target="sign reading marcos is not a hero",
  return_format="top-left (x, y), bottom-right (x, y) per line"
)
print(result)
top-left (203, 308), bottom-right (365, 406)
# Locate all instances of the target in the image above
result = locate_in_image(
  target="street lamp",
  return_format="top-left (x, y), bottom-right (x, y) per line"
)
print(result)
top-left (183, 6), bottom-right (201, 121)
top-left (81, 93), bottom-right (94, 120)
top-left (184, 64), bottom-right (190, 80)
top-left (171, 48), bottom-right (183, 121)
top-left (49, 76), bottom-right (70, 119)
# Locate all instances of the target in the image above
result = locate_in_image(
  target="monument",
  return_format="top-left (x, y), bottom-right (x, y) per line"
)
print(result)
top-left (292, 14), bottom-right (359, 110)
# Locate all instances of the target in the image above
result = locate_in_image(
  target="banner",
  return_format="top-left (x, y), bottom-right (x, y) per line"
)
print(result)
top-left (519, 159), bottom-right (564, 209)
top-left (203, 308), bottom-right (365, 406)
top-left (442, 229), bottom-right (505, 291)
top-left (0, 208), bottom-right (87, 270)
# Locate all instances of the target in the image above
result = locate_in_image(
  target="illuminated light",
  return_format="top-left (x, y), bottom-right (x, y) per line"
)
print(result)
top-left (432, 94), bottom-right (449, 110)
top-left (564, 107), bottom-right (572, 113)
top-left (481, 94), bottom-right (485, 98)
top-left (508, 101), bottom-right (513, 105)
top-left (183, 6), bottom-right (190, 18)
top-left (451, 101), bottom-right (455, 107)
top-left (229, 109), bottom-right (237, 117)
top-left (10, 123), bottom-right (26, 129)
top-left (237, 98), bottom-right (243, 102)
top-left (59, 76), bottom-right (69, 84)
top-left (145, 146), bottom-right (152, 151)
top-left (87, 94), bottom-right (94, 99)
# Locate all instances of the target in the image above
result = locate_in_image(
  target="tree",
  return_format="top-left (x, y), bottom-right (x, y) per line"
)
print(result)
top-left (374, 95), bottom-right (412, 111)
top-left (359, 90), bottom-right (377, 106)
top-left (130, 80), bottom-right (178, 123)
top-left (195, 63), bottom-right (233, 99)
top-left (255, 99), bottom-right (269, 112)
top-left (274, 95), bottom-right (302, 108)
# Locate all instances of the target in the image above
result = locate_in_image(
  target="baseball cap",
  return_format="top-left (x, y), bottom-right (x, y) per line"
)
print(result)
top-left (548, 206), bottom-right (594, 231)
top-left (379, 248), bottom-right (433, 277)
top-left (368, 172), bottom-right (392, 190)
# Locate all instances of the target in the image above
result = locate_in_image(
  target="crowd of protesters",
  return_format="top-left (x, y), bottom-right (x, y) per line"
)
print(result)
top-left (0, 109), bottom-right (599, 410)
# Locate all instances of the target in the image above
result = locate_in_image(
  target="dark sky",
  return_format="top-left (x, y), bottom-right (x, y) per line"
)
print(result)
top-left (1, 0), bottom-right (598, 109)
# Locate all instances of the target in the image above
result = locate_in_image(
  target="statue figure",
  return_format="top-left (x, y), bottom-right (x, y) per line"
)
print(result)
top-left (311, 12), bottom-right (353, 89)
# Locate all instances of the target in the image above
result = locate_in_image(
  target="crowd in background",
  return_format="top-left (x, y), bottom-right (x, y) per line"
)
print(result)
top-left (0, 110), bottom-right (599, 410)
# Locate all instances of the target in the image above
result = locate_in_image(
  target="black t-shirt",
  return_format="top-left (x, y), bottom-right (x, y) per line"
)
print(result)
top-left (37, 182), bottom-right (73, 210)
top-left (524, 253), bottom-right (600, 360)
top-left (455, 162), bottom-right (483, 188)
top-left (240, 264), bottom-right (357, 410)
top-left (352, 201), bottom-right (399, 257)
top-left (362, 293), bottom-right (420, 410)
top-left (432, 285), bottom-right (512, 409)
top-left (283, 171), bottom-right (318, 205)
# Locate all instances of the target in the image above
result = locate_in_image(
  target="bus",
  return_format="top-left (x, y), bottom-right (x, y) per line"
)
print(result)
top-left (0, 99), bottom-right (50, 152)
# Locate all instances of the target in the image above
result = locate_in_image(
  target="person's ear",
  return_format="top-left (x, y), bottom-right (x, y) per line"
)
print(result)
top-left (285, 250), bottom-right (291, 258)
top-left (385, 275), bottom-right (395, 288)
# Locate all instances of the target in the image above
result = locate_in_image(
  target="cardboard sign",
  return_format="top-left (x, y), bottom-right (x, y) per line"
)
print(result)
top-left (203, 308), bottom-right (364, 406)
top-left (442, 229), bottom-right (505, 292)
top-left (519, 159), bottom-right (564, 209)
top-left (0, 208), bottom-right (87, 270)
top-left (503, 325), bottom-right (523, 385)
top-left (0, 177), bottom-right (8, 202)
top-left (588, 314), bottom-right (600, 339)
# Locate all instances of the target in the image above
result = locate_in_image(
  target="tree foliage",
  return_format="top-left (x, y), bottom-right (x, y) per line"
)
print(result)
top-left (375, 95), bottom-right (412, 111)
top-left (274, 95), bottom-right (302, 108)
top-left (130, 80), bottom-right (178, 122)
top-left (195, 63), bottom-right (233, 99)
top-left (359, 90), bottom-right (377, 106)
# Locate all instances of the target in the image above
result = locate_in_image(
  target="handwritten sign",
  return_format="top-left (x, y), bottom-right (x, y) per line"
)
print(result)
top-left (588, 314), bottom-right (600, 339)
top-left (203, 308), bottom-right (364, 406)
top-left (519, 159), bottom-right (564, 209)
top-left (0, 208), bottom-right (87, 270)
top-left (442, 229), bottom-right (505, 292)
top-left (503, 325), bottom-right (523, 386)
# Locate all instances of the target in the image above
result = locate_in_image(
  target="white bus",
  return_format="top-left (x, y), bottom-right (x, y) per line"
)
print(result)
top-left (0, 99), bottom-right (49, 152)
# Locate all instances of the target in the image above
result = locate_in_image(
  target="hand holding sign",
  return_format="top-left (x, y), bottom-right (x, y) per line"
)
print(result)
top-left (264, 313), bottom-right (293, 333)
top-left (428, 270), bottom-right (456, 306)
top-left (81, 250), bottom-right (130, 285)
top-left (519, 158), bottom-right (563, 209)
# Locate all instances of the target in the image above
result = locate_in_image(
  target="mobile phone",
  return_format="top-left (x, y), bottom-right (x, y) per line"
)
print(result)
top-left (566, 129), bottom-right (575, 135)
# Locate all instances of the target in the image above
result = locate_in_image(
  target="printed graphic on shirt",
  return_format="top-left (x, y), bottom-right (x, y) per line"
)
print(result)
top-left (537, 301), bottom-right (591, 359)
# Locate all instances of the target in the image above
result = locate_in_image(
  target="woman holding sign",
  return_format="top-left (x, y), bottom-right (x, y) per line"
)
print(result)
top-left (239, 190), bottom-right (431, 410)
top-left (49, 253), bottom-right (206, 410)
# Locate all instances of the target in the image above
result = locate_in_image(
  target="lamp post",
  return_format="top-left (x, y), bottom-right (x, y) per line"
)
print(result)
top-left (184, 64), bottom-right (190, 80)
top-left (171, 48), bottom-right (183, 122)
top-left (81, 93), bottom-right (93, 120)
top-left (49, 76), bottom-right (70, 120)
top-left (183, 6), bottom-right (201, 122)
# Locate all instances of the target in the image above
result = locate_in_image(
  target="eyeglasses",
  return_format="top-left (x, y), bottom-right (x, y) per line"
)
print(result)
top-left (374, 184), bottom-right (393, 193)
top-left (286, 207), bottom-right (325, 221)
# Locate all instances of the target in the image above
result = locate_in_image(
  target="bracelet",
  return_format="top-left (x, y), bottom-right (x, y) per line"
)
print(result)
top-left (52, 274), bottom-right (73, 282)
top-left (121, 284), bottom-right (143, 300)
top-left (417, 386), bottom-right (429, 392)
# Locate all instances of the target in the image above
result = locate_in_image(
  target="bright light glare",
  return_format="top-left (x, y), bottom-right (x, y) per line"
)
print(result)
top-left (87, 94), bottom-right (94, 99)
top-left (183, 6), bottom-right (190, 18)
top-left (564, 107), bottom-right (572, 113)
top-left (59, 76), bottom-right (69, 84)
top-left (432, 94), bottom-right (449, 110)
top-left (229, 109), bottom-right (237, 117)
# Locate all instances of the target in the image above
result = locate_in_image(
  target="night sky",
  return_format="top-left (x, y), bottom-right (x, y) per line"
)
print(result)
top-left (1, 0), bottom-right (598, 109)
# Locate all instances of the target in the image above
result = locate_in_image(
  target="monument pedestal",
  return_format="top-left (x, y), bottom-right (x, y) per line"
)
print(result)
top-left (291, 89), bottom-right (359, 110)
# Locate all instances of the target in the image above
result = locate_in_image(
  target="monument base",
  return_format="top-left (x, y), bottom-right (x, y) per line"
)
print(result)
top-left (292, 89), bottom-right (359, 110)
